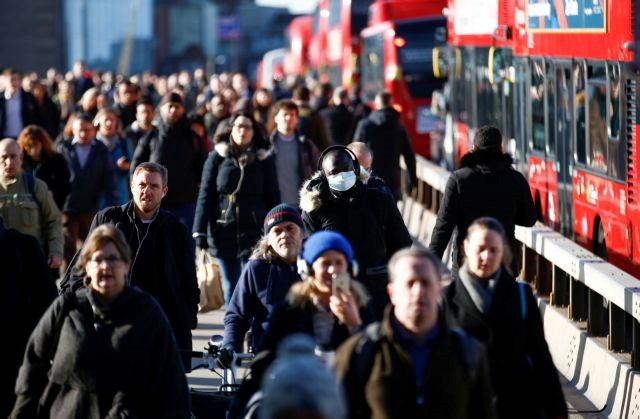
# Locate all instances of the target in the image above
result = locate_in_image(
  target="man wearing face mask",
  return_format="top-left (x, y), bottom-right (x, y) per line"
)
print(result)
top-left (300, 145), bottom-right (412, 318)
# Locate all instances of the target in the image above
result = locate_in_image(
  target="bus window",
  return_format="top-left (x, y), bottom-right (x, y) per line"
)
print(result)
top-left (546, 61), bottom-right (556, 157)
top-left (452, 48), bottom-right (469, 124)
top-left (608, 64), bottom-right (621, 140)
top-left (575, 63), bottom-right (587, 165)
top-left (513, 57), bottom-right (528, 165)
top-left (395, 18), bottom-right (446, 99)
top-left (328, 0), bottom-right (341, 27)
top-left (587, 64), bottom-right (607, 172)
top-left (608, 64), bottom-right (625, 180)
top-left (464, 49), bottom-right (474, 126)
top-left (476, 48), bottom-right (499, 127)
top-left (531, 59), bottom-right (545, 152)
top-left (361, 32), bottom-right (385, 103)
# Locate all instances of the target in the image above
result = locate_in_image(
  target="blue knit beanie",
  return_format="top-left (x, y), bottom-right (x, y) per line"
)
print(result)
top-left (301, 231), bottom-right (354, 266)
top-left (263, 204), bottom-right (305, 236)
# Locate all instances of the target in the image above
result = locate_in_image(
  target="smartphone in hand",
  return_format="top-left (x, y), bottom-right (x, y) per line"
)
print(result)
top-left (332, 272), bottom-right (351, 296)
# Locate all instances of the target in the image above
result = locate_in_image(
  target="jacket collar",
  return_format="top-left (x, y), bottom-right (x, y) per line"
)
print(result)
top-left (459, 150), bottom-right (513, 170)
top-left (299, 170), bottom-right (371, 213)
top-left (122, 200), bottom-right (167, 227)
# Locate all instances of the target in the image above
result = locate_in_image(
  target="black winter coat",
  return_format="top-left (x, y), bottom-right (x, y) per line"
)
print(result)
top-left (22, 151), bottom-right (71, 210)
top-left (0, 222), bottom-right (57, 418)
top-left (57, 139), bottom-right (118, 213)
top-left (429, 151), bottom-right (536, 271)
top-left (11, 287), bottom-right (190, 419)
top-left (320, 103), bottom-right (354, 145)
top-left (59, 202), bottom-right (200, 369)
top-left (352, 107), bottom-right (417, 201)
top-left (131, 117), bottom-right (206, 207)
top-left (95, 203), bottom-right (197, 364)
top-left (300, 172), bottom-right (412, 315)
top-left (443, 270), bottom-right (567, 419)
top-left (193, 140), bottom-right (280, 259)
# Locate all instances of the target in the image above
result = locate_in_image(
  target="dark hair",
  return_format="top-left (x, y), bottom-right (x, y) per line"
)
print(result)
top-left (137, 96), bottom-right (154, 107)
top-left (388, 247), bottom-right (443, 283)
top-left (273, 99), bottom-right (299, 116)
top-left (132, 162), bottom-right (168, 186)
top-left (292, 85), bottom-right (310, 102)
top-left (187, 111), bottom-right (205, 126)
top-left (464, 217), bottom-right (513, 275)
top-left (375, 91), bottom-right (392, 107)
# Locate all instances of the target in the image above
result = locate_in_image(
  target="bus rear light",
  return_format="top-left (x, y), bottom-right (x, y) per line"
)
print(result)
top-left (393, 104), bottom-right (403, 113)
top-left (386, 64), bottom-right (401, 81)
top-left (394, 37), bottom-right (407, 48)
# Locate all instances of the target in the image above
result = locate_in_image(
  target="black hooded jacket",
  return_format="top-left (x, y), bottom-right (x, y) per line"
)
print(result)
top-left (131, 117), bottom-right (206, 207)
top-left (193, 138), bottom-right (280, 259)
top-left (59, 201), bottom-right (199, 369)
top-left (12, 287), bottom-right (190, 419)
top-left (352, 107), bottom-right (417, 201)
top-left (428, 151), bottom-right (536, 270)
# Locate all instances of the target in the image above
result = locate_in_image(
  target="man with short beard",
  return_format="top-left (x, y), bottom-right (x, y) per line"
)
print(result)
top-left (59, 162), bottom-right (199, 371)
top-left (220, 204), bottom-right (306, 356)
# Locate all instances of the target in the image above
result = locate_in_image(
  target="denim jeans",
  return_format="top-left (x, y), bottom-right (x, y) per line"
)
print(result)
top-left (216, 256), bottom-right (248, 305)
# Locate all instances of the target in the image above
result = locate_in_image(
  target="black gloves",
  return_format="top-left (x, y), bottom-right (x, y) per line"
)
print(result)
top-left (217, 345), bottom-right (235, 369)
top-left (194, 235), bottom-right (208, 249)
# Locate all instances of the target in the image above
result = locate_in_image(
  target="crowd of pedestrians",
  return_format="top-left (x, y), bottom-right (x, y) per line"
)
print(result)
top-left (0, 62), bottom-right (566, 419)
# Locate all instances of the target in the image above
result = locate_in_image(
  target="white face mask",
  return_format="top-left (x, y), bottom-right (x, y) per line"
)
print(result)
top-left (327, 171), bottom-right (357, 192)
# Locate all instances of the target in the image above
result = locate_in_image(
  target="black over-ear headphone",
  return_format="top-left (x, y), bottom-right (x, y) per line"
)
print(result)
top-left (317, 145), bottom-right (360, 177)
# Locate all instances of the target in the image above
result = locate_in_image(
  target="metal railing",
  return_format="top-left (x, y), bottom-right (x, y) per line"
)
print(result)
top-left (402, 155), bottom-right (640, 367)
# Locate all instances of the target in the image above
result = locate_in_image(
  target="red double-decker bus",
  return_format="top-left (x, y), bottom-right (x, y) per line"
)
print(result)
top-left (284, 16), bottom-right (313, 79)
top-left (439, 0), bottom-right (640, 276)
top-left (435, 0), bottom-right (516, 168)
top-left (315, 0), bottom-right (371, 88)
top-left (360, 0), bottom-right (447, 157)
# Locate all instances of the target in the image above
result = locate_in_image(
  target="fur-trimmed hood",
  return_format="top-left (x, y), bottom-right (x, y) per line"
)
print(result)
top-left (286, 278), bottom-right (370, 309)
top-left (298, 169), bottom-right (370, 213)
top-left (459, 150), bottom-right (513, 172)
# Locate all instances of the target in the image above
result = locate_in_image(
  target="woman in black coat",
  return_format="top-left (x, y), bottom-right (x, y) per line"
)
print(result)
top-left (443, 217), bottom-right (566, 419)
top-left (193, 111), bottom-right (280, 305)
top-left (11, 225), bottom-right (190, 419)
top-left (18, 125), bottom-right (71, 210)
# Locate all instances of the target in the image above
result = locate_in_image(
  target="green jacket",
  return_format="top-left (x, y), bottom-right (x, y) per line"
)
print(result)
top-left (334, 307), bottom-right (497, 419)
top-left (0, 174), bottom-right (63, 258)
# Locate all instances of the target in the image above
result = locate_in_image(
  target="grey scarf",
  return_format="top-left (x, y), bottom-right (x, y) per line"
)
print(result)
top-left (458, 264), bottom-right (500, 315)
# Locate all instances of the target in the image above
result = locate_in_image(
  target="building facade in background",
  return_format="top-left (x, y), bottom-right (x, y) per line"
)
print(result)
top-left (1, 0), bottom-right (296, 77)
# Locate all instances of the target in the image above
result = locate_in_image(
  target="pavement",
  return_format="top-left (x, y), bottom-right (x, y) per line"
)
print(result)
top-left (188, 308), bottom-right (607, 418)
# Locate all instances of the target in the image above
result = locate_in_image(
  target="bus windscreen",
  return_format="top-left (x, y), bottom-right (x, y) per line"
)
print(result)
top-left (396, 18), bottom-right (446, 99)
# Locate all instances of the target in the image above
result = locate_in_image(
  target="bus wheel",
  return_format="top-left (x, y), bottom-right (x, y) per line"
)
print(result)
top-left (594, 222), bottom-right (608, 261)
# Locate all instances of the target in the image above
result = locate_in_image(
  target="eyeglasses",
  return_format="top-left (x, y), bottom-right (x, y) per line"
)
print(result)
top-left (233, 123), bottom-right (253, 131)
top-left (89, 256), bottom-right (125, 266)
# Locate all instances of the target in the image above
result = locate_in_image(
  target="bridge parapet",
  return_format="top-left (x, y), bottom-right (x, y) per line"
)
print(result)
top-left (402, 156), bottom-right (640, 417)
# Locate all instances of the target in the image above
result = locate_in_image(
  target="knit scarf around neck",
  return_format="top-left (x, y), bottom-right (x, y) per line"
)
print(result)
top-left (458, 264), bottom-right (501, 314)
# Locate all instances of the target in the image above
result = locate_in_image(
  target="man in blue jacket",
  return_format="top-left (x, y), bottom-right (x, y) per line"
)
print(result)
top-left (221, 204), bottom-right (305, 355)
